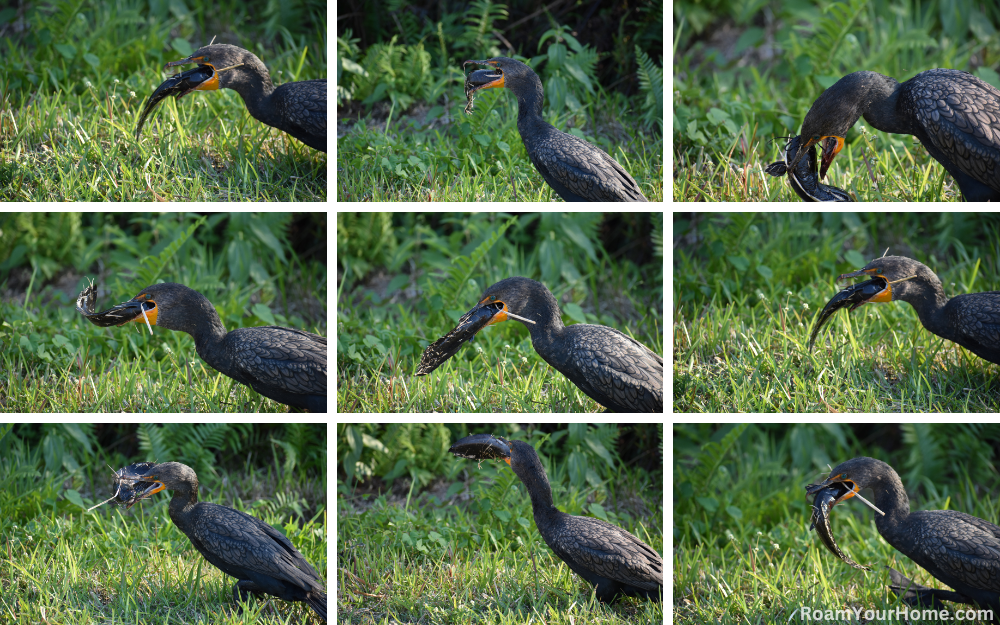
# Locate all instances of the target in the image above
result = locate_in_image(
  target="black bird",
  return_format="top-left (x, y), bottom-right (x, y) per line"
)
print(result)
top-left (795, 69), bottom-right (1000, 201)
top-left (165, 43), bottom-right (326, 152)
top-left (464, 57), bottom-right (648, 202)
top-left (122, 462), bottom-right (326, 619)
top-left (417, 277), bottom-right (662, 412)
top-left (806, 457), bottom-right (1000, 620)
top-left (81, 282), bottom-right (327, 411)
top-left (450, 435), bottom-right (662, 603)
top-left (833, 255), bottom-right (1000, 365)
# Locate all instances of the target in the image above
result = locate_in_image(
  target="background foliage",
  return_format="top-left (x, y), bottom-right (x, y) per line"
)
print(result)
top-left (674, 212), bottom-right (1000, 316)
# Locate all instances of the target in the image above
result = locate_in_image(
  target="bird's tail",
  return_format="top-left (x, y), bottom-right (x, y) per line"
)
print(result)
top-left (307, 591), bottom-right (327, 620)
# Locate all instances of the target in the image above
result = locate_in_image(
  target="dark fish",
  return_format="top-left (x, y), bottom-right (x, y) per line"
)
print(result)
top-left (765, 135), bottom-right (853, 202)
top-left (75, 280), bottom-right (153, 327)
top-left (87, 461), bottom-right (158, 512)
top-left (463, 61), bottom-right (501, 114)
top-left (135, 64), bottom-right (217, 142)
top-left (808, 277), bottom-right (888, 350)
top-left (416, 301), bottom-right (505, 375)
top-left (113, 461), bottom-right (158, 508)
top-left (805, 482), bottom-right (870, 571)
top-left (449, 434), bottom-right (511, 461)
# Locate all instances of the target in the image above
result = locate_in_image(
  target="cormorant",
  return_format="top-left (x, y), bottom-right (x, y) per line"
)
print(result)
top-left (808, 478), bottom-right (975, 611)
top-left (449, 435), bottom-right (662, 603)
top-left (416, 277), bottom-right (662, 412)
top-left (806, 457), bottom-right (1000, 619)
top-left (463, 57), bottom-right (649, 202)
top-left (120, 462), bottom-right (326, 619)
top-left (164, 43), bottom-right (326, 152)
top-left (76, 282), bottom-right (327, 412)
top-left (813, 255), bottom-right (1000, 365)
top-left (794, 69), bottom-right (1000, 201)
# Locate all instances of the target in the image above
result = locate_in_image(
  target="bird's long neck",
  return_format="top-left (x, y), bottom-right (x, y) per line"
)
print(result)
top-left (522, 464), bottom-right (555, 511)
top-left (513, 70), bottom-right (547, 126)
top-left (155, 287), bottom-right (231, 373)
top-left (220, 60), bottom-right (277, 126)
top-left (514, 289), bottom-right (567, 366)
top-left (891, 272), bottom-right (954, 342)
top-left (804, 71), bottom-right (908, 137)
top-left (186, 313), bottom-right (228, 366)
top-left (167, 482), bottom-right (199, 532)
top-left (510, 445), bottom-right (560, 524)
top-left (869, 465), bottom-right (912, 543)
top-left (857, 75), bottom-right (911, 135)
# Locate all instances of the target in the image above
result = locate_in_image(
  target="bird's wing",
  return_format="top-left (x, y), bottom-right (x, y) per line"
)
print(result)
top-left (550, 515), bottom-right (663, 591)
top-left (910, 71), bottom-right (1000, 192)
top-left (187, 504), bottom-right (323, 591)
top-left (949, 293), bottom-right (1000, 363)
top-left (528, 124), bottom-right (647, 202)
top-left (559, 324), bottom-right (663, 412)
top-left (903, 511), bottom-right (1000, 594)
top-left (229, 326), bottom-right (327, 396)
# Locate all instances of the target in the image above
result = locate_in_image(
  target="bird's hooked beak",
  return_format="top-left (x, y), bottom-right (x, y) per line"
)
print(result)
top-left (789, 135), bottom-right (844, 178)
top-left (495, 436), bottom-right (513, 467)
top-left (101, 291), bottom-right (160, 335)
top-left (164, 54), bottom-right (243, 92)
top-left (463, 59), bottom-right (505, 94)
top-left (462, 293), bottom-right (537, 327)
top-left (458, 298), bottom-right (508, 329)
top-left (118, 467), bottom-right (168, 510)
top-left (806, 472), bottom-right (886, 517)
top-left (165, 55), bottom-right (221, 91)
top-left (818, 136), bottom-right (845, 178)
top-left (124, 480), bottom-right (166, 509)
top-left (837, 267), bottom-right (920, 305)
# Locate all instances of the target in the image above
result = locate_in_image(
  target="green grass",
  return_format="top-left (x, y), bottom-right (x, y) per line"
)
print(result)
top-left (673, 213), bottom-right (1000, 412)
top-left (341, 319), bottom-right (662, 413)
top-left (338, 433), bottom-right (663, 623)
top-left (674, 424), bottom-right (1000, 624)
top-left (673, 289), bottom-right (1000, 412)
top-left (673, 127), bottom-right (967, 202)
top-left (3, 456), bottom-right (326, 624)
top-left (5, 346), bottom-right (317, 413)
